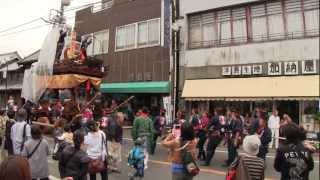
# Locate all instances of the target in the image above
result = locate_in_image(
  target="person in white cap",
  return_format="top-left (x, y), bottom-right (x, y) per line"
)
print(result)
top-left (229, 135), bottom-right (265, 180)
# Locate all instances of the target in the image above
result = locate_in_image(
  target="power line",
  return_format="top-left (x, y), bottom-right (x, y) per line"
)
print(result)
top-left (0, 24), bottom-right (51, 38)
top-left (0, 18), bottom-right (41, 34)
top-left (0, 15), bottom-right (76, 38)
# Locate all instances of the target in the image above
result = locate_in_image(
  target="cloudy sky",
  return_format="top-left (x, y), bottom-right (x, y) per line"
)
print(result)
top-left (0, 0), bottom-right (94, 57)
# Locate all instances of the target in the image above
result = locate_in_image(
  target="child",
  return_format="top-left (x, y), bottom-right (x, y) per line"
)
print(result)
top-left (128, 138), bottom-right (145, 180)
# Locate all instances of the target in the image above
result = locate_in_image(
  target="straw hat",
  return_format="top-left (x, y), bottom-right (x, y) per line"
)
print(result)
top-left (242, 135), bottom-right (261, 156)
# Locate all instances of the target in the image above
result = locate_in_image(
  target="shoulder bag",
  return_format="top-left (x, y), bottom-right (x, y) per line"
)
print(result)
top-left (88, 132), bottom-right (107, 174)
top-left (27, 139), bottom-right (42, 159)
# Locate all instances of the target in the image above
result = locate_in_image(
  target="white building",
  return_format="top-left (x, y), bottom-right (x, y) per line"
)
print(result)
top-left (178, 0), bottom-right (319, 130)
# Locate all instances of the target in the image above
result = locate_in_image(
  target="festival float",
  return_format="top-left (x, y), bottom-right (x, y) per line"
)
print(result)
top-left (21, 24), bottom-right (106, 132)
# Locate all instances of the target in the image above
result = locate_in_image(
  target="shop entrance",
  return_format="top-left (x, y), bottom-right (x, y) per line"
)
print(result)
top-left (277, 100), bottom-right (299, 124)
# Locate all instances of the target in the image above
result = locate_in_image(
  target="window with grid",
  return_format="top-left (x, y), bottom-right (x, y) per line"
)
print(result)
top-left (116, 24), bottom-right (135, 50)
top-left (232, 8), bottom-right (248, 43)
top-left (304, 0), bottom-right (319, 36)
top-left (267, 1), bottom-right (285, 40)
top-left (189, 13), bottom-right (215, 48)
top-left (285, 0), bottom-right (304, 38)
top-left (251, 4), bottom-right (268, 41)
top-left (217, 10), bottom-right (232, 45)
top-left (138, 19), bottom-right (161, 47)
top-left (82, 29), bottom-right (109, 56)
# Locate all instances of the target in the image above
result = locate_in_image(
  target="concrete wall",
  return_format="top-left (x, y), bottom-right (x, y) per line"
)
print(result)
top-left (182, 38), bottom-right (320, 67)
top-left (180, 0), bottom-right (260, 15)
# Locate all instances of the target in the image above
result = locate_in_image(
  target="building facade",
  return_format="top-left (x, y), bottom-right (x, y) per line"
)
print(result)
top-left (0, 52), bottom-right (23, 107)
top-left (74, 0), bottom-right (171, 117)
top-left (178, 0), bottom-right (319, 131)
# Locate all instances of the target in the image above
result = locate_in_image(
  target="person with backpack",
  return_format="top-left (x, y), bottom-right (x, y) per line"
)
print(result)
top-left (162, 122), bottom-right (198, 180)
top-left (227, 134), bottom-right (265, 180)
top-left (11, 108), bottom-right (31, 155)
top-left (59, 130), bottom-right (90, 180)
top-left (274, 122), bottom-right (314, 180)
top-left (21, 124), bottom-right (50, 180)
top-left (128, 137), bottom-right (145, 180)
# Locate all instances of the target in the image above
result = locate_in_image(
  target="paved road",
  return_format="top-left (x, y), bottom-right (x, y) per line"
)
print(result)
top-left (1, 133), bottom-right (319, 180)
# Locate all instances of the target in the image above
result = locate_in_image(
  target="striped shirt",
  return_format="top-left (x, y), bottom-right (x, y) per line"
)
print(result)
top-left (242, 155), bottom-right (265, 180)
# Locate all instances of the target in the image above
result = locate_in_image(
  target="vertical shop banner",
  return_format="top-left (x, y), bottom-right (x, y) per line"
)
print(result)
top-left (163, 96), bottom-right (173, 124)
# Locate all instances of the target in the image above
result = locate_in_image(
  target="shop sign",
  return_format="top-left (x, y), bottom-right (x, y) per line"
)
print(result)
top-left (284, 61), bottom-right (298, 75)
top-left (242, 65), bottom-right (252, 75)
top-left (232, 66), bottom-right (241, 75)
top-left (268, 62), bottom-right (282, 76)
top-left (222, 66), bottom-right (232, 76)
top-left (302, 60), bottom-right (317, 74)
top-left (252, 65), bottom-right (263, 75)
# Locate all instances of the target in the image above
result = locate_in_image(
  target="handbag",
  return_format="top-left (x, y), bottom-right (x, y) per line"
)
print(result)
top-left (88, 132), bottom-right (107, 174)
top-left (180, 141), bottom-right (200, 177)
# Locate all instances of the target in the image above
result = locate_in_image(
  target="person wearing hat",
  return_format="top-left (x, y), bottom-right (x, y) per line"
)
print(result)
top-left (10, 108), bottom-right (31, 155)
top-left (229, 135), bottom-right (265, 180)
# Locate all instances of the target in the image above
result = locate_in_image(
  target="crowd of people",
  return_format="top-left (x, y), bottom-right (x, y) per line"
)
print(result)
top-left (0, 100), bottom-right (318, 180)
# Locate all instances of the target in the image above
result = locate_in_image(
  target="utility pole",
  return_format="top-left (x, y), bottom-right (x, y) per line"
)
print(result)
top-left (171, 0), bottom-right (181, 118)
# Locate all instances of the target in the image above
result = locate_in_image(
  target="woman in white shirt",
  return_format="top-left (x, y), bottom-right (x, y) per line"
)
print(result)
top-left (84, 121), bottom-right (108, 180)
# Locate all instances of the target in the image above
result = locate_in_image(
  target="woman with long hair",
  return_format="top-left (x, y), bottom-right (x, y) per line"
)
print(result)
top-left (162, 122), bottom-right (198, 180)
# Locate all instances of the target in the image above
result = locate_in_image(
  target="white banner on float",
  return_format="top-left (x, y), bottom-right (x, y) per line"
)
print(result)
top-left (163, 96), bottom-right (173, 125)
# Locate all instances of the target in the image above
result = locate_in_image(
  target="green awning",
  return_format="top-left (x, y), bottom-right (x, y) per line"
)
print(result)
top-left (100, 81), bottom-right (170, 93)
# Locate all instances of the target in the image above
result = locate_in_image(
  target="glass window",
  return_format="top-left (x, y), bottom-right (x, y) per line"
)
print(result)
top-left (81, 34), bottom-right (94, 56)
top-left (126, 24), bottom-right (136, 49)
top-left (267, 1), bottom-right (285, 40)
top-left (304, 0), bottom-right (320, 36)
top-left (93, 30), bottom-right (109, 55)
top-left (116, 24), bottom-right (135, 50)
top-left (189, 15), bottom-right (202, 47)
top-left (138, 22), bottom-right (148, 46)
top-left (201, 13), bottom-right (215, 47)
top-left (217, 10), bottom-right (231, 44)
top-left (251, 4), bottom-right (268, 41)
top-left (148, 19), bottom-right (160, 46)
top-left (285, 0), bottom-right (304, 38)
top-left (232, 8), bottom-right (247, 43)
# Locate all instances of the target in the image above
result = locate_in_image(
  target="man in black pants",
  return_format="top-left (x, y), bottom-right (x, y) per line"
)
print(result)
top-left (203, 110), bottom-right (222, 166)
top-left (225, 110), bottom-right (242, 166)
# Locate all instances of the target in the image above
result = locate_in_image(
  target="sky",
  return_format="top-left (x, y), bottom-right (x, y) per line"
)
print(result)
top-left (0, 0), bottom-right (95, 57)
